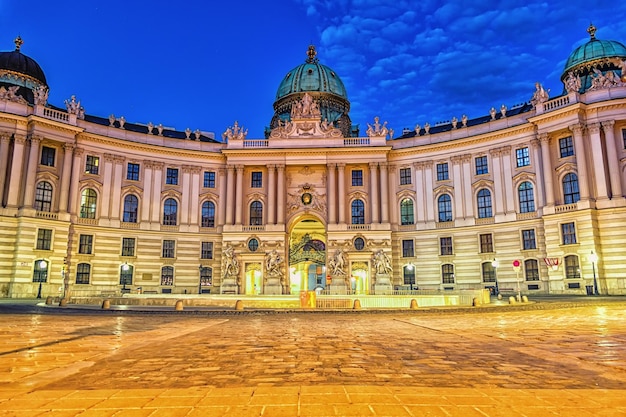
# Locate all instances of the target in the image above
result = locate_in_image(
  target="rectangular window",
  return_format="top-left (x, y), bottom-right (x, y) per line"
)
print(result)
top-left (559, 136), bottom-right (574, 158)
top-left (127, 163), bottom-right (140, 181)
top-left (440, 237), bottom-right (453, 256)
top-left (516, 147), bottom-right (530, 167)
top-left (525, 259), bottom-right (539, 281)
top-left (36, 229), bottom-right (52, 250)
top-left (352, 169), bottom-right (363, 186)
top-left (121, 237), bottom-right (135, 257)
top-left (201, 242), bottom-right (213, 259)
top-left (561, 222), bottom-right (577, 245)
top-left (402, 239), bottom-right (414, 258)
top-left (475, 155), bottom-right (488, 175)
top-left (479, 233), bottom-right (493, 253)
top-left (75, 263), bottom-right (91, 285)
top-left (203, 171), bottom-right (216, 188)
top-left (162, 240), bottom-right (175, 258)
top-left (442, 264), bottom-right (455, 284)
top-left (40, 146), bottom-right (56, 167)
top-left (622, 129), bottom-right (626, 149)
top-left (251, 171), bottom-right (262, 188)
top-left (436, 163), bottom-right (449, 181)
top-left (166, 168), bottom-right (179, 185)
top-left (78, 234), bottom-right (93, 254)
top-left (85, 155), bottom-right (99, 175)
top-left (522, 229), bottom-right (536, 250)
top-left (399, 167), bottom-right (411, 185)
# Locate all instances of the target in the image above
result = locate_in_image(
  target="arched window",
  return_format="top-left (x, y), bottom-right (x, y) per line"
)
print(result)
top-left (34, 181), bottom-right (53, 212)
top-left (122, 194), bottom-right (138, 223)
top-left (482, 262), bottom-right (496, 283)
top-left (518, 181), bottom-right (535, 213)
top-left (200, 266), bottom-right (213, 292)
top-left (120, 264), bottom-right (133, 286)
top-left (161, 266), bottom-right (174, 286)
top-left (351, 199), bottom-right (365, 224)
top-left (441, 264), bottom-right (455, 284)
top-left (437, 194), bottom-right (452, 222)
top-left (563, 173), bottom-right (580, 204)
top-left (163, 198), bottom-right (178, 225)
top-left (400, 198), bottom-right (414, 225)
top-left (80, 188), bottom-right (97, 219)
top-left (250, 201), bottom-right (263, 225)
top-left (76, 263), bottom-right (91, 284)
top-left (477, 188), bottom-right (492, 218)
top-left (403, 265), bottom-right (416, 288)
top-left (564, 255), bottom-right (580, 279)
top-left (33, 259), bottom-right (48, 283)
top-left (524, 259), bottom-right (539, 281)
top-left (201, 201), bottom-right (216, 227)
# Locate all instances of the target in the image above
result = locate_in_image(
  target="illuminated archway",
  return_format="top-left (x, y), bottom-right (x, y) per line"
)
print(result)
top-left (288, 215), bottom-right (326, 293)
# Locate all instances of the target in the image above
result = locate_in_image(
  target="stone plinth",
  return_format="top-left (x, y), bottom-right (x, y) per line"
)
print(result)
top-left (220, 277), bottom-right (239, 294)
top-left (329, 274), bottom-right (348, 294)
top-left (264, 278), bottom-right (283, 295)
top-left (374, 273), bottom-right (393, 294)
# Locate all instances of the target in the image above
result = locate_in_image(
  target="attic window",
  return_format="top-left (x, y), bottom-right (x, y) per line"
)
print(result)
top-left (308, 69), bottom-right (313, 74)
top-left (331, 72), bottom-right (336, 77)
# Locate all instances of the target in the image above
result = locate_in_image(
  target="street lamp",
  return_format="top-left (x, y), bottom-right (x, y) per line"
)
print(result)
top-left (121, 262), bottom-right (130, 292)
top-left (491, 259), bottom-right (500, 296)
top-left (198, 265), bottom-right (203, 294)
top-left (36, 259), bottom-right (47, 299)
top-left (589, 251), bottom-right (599, 295)
top-left (406, 263), bottom-right (415, 291)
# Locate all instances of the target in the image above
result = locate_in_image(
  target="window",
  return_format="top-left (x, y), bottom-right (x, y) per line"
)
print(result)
top-left (563, 173), bottom-right (580, 204)
top-left (437, 194), bottom-right (452, 222)
top-left (166, 168), bottom-right (179, 185)
top-left (34, 181), bottom-right (53, 212)
top-left (442, 264), bottom-right (455, 284)
top-left (477, 188), bottom-right (492, 218)
top-left (402, 239), bottom-right (414, 257)
top-left (162, 240), bottom-right (175, 258)
top-left (516, 147), bottom-right (530, 167)
top-left (127, 163), bottom-right (140, 181)
top-left (121, 237), bottom-right (135, 257)
top-left (518, 181), bottom-right (535, 213)
top-left (123, 194), bottom-right (138, 223)
top-left (399, 167), bottom-right (411, 185)
top-left (400, 199), bottom-right (414, 225)
top-left (436, 163), bottom-right (449, 181)
top-left (201, 242), bottom-right (214, 259)
top-left (163, 198), bottom-right (178, 225)
top-left (440, 237), bottom-right (453, 255)
top-left (161, 266), bottom-right (174, 286)
top-left (251, 171), bottom-right (262, 188)
top-left (475, 155), bottom-right (488, 175)
top-left (564, 255), bottom-right (580, 279)
top-left (250, 201), bottom-right (263, 225)
top-left (36, 229), bottom-right (52, 250)
top-left (75, 263), bottom-right (91, 284)
top-left (120, 264), bottom-right (133, 286)
top-left (352, 169), bottom-right (363, 186)
top-left (479, 233), bottom-right (493, 253)
top-left (559, 136), bottom-right (574, 158)
top-left (622, 129), bottom-right (626, 149)
top-left (561, 222), bottom-right (577, 245)
top-left (403, 265), bottom-right (415, 287)
top-left (85, 155), bottom-right (99, 175)
top-left (33, 259), bottom-right (48, 283)
top-left (248, 238), bottom-right (259, 252)
top-left (78, 234), bottom-right (93, 254)
top-left (525, 259), bottom-right (539, 281)
top-left (200, 267), bottom-right (213, 288)
top-left (522, 229), bottom-right (536, 250)
top-left (482, 262), bottom-right (496, 283)
top-left (354, 237), bottom-right (365, 251)
top-left (80, 188), bottom-right (97, 219)
top-left (351, 199), bottom-right (365, 224)
top-left (201, 201), bottom-right (216, 227)
top-left (40, 146), bottom-right (55, 166)
top-left (203, 171), bottom-right (216, 188)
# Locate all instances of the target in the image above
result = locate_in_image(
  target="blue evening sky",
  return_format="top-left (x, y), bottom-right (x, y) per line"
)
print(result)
top-left (2, 1), bottom-right (626, 139)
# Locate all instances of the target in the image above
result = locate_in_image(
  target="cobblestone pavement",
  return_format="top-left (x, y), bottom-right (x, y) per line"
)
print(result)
top-left (0, 301), bottom-right (625, 416)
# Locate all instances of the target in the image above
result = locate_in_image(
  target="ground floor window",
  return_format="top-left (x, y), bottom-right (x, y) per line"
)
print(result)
top-left (161, 266), bottom-right (174, 286)
top-left (75, 263), bottom-right (91, 284)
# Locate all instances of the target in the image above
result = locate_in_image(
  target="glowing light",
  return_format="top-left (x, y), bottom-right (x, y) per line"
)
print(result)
top-left (38, 260), bottom-right (47, 269)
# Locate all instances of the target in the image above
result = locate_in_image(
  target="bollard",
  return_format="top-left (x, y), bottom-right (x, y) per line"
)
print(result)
top-left (353, 299), bottom-right (361, 310)
top-left (175, 300), bottom-right (184, 311)
top-left (59, 298), bottom-right (67, 307)
top-left (497, 294), bottom-right (502, 300)
top-left (522, 295), bottom-right (529, 303)
top-left (410, 299), bottom-right (418, 309)
top-left (472, 297), bottom-right (481, 307)
top-left (516, 294), bottom-right (522, 303)
top-left (101, 299), bottom-right (111, 309)
top-left (235, 300), bottom-right (244, 311)
top-left (45, 296), bottom-right (53, 305)
top-left (508, 296), bottom-right (516, 304)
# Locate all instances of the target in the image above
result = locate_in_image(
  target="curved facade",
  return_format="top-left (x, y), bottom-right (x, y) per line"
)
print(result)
top-left (2, 29), bottom-right (626, 298)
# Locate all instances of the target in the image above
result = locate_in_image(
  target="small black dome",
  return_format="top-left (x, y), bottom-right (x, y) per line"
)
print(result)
top-left (0, 37), bottom-right (47, 85)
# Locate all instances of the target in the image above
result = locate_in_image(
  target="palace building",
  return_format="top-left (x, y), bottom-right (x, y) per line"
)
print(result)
top-left (1, 24), bottom-right (626, 298)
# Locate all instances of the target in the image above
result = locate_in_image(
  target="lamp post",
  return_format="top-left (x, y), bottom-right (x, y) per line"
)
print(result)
top-left (198, 265), bottom-right (203, 294)
top-left (36, 259), bottom-right (47, 299)
top-left (406, 263), bottom-right (415, 291)
top-left (589, 251), bottom-right (599, 295)
top-left (121, 262), bottom-right (129, 292)
top-left (491, 259), bottom-right (499, 296)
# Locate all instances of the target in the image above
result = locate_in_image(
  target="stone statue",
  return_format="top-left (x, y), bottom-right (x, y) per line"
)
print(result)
top-left (366, 116), bottom-right (390, 137)
top-left (461, 114), bottom-right (468, 127)
top-left (500, 104), bottom-right (507, 117)
top-left (530, 82), bottom-right (549, 106)
top-left (414, 124), bottom-right (421, 135)
top-left (185, 128), bottom-right (192, 139)
top-left (265, 249), bottom-right (283, 278)
top-left (424, 123), bottom-right (430, 134)
top-left (109, 114), bottom-right (116, 126)
top-left (222, 121), bottom-right (248, 141)
top-left (0, 85), bottom-right (21, 102)
top-left (372, 249), bottom-right (392, 275)
top-left (33, 85), bottom-right (48, 106)
top-left (222, 244), bottom-right (240, 279)
top-left (451, 117), bottom-right (458, 129)
top-left (564, 71), bottom-right (582, 93)
top-left (291, 92), bottom-right (321, 119)
top-left (490, 107), bottom-right (496, 120)
top-left (157, 124), bottom-right (164, 136)
top-left (194, 129), bottom-right (202, 140)
top-left (119, 116), bottom-right (126, 129)
top-left (147, 122), bottom-right (154, 134)
top-left (328, 249), bottom-right (347, 276)
top-left (65, 95), bottom-right (81, 115)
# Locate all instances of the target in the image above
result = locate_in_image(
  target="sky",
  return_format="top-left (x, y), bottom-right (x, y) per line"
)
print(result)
top-left (2, 1), bottom-right (626, 139)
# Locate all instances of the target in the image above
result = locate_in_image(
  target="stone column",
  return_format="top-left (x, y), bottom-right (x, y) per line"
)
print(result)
top-left (530, 139), bottom-right (546, 207)
top-left (225, 166), bottom-right (235, 225)
top-left (423, 162), bottom-right (434, 222)
top-left (235, 165), bottom-right (244, 225)
top-left (380, 162), bottom-right (390, 223)
top-left (141, 162), bottom-right (153, 222)
top-left (369, 162), bottom-right (379, 223)
top-left (570, 124), bottom-right (590, 200)
top-left (601, 121), bottom-right (622, 198)
top-left (58, 143), bottom-right (74, 212)
top-left (489, 149), bottom-right (504, 215)
top-left (100, 154), bottom-right (114, 218)
top-left (501, 146), bottom-right (514, 213)
top-left (539, 133), bottom-right (554, 206)
top-left (451, 156), bottom-right (464, 220)
top-left (6, 135), bottom-right (27, 207)
top-left (413, 162), bottom-right (425, 223)
top-left (462, 155), bottom-right (473, 218)
top-left (267, 165), bottom-right (276, 225)
top-left (110, 156), bottom-right (124, 219)
top-left (150, 162), bottom-right (163, 223)
top-left (0, 134), bottom-right (10, 205)
top-left (22, 136), bottom-right (42, 207)
top-left (588, 123), bottom-right (609, 200)
top-left (181, 165), bottom-right (192, 225)
top-left (190, 167), bottom-right (201, 225)
top-left (276, 164), bottom-right (285, 224)
top-left (68, 148), bottom-right (84, 215)
top-left (217, 168), bottom-right (227, 226)
top-left (327, 163), bottom-right (336, 224)
top-left (337, 163), bottom-right (346, 224)
top-left (387, 164), bottom-right (398, 225)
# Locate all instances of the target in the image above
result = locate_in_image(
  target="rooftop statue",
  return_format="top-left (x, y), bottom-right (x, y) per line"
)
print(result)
top-left (366, 116), bottom-right (390, 137)
top-left (65, 95), bottom-right (81, 115)
top-left (564, 71), bottom-right (582, 93)
top-left (291, 92), bottom-right (321, 119)
top-left (33, 85), bottom-right (48, 106)
top-left (530, 82), bottom-right (549, 106)
top-left (222, 121), bottom-right (248, 141)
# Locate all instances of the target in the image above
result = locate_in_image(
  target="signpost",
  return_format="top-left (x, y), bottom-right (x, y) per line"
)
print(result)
top-left (513, 260), bottom-right (521, 302)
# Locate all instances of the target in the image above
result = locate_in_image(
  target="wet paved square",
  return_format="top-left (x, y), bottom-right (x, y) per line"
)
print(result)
top-left (0, 302), bottom-right (625, 416)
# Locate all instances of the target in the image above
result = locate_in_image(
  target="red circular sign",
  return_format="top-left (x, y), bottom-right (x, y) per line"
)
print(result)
top-left (512, 259), bottom-right (521, 267)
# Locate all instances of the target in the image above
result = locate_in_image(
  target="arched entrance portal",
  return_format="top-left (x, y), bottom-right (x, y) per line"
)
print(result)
top-left (288, 218), bottom-right (326, 294)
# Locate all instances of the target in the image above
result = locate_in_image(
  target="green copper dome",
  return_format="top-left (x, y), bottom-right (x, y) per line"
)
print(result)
top-left (564, 34), bottom-right (626, 74)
